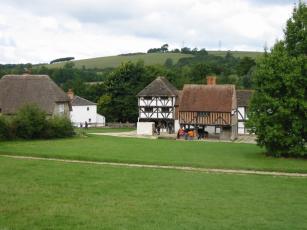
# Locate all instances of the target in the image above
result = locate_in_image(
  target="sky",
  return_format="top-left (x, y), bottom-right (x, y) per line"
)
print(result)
top-left (0, 0), bottom-right (299, 64)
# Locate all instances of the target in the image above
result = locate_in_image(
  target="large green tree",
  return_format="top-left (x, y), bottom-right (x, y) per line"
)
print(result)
top-left (248, 2), bottom-right (307, 157)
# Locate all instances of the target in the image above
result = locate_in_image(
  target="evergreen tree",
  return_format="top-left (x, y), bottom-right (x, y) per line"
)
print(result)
top-left (248, 2), bottom-right (307, 157)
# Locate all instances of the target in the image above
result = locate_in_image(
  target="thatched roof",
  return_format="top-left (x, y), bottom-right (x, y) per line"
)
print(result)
top-left (237, 90), bottom-right (254, 107)
top-left (137, 76), bottom-right (178, 97)
top-left (180, 84), bottom-right (236, 112)
top-left (71, 96), bottom-right (96, 106)
top-left (0, 74), bottom-right (70, 115)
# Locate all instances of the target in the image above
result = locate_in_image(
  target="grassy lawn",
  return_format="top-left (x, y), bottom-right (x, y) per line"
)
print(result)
top-left (1, 135), bottom-right (307, 173)
top-left (75, 127), bottom-right (135, 134)
top-left (0, 157), bottom-right (306, 229)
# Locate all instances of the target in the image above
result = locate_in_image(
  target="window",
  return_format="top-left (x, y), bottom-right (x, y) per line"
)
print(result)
top-left (161, 107), bottom-right (169, 113)
top-left (144, 107), bottom-right (153, 113)
top-left (58, 104), bottom-right (64, 114)
top-left (89, 118), bottom-right (91, 122)
top-left (160, 96), bottom-right (168, 100)
top-left (197, 112), bottom-right (210, 117)
top-left (144, 96), bottom-right (152, 100)
top-left (87, 107), bottom-right (90, 111)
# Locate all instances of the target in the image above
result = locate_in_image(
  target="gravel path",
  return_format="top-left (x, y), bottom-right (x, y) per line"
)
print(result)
top-left (1, 154), bottom-right (307, 178)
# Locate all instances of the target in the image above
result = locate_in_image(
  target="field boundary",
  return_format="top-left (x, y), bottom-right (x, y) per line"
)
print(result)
top-left (1, 154), bottom-right (307, 178)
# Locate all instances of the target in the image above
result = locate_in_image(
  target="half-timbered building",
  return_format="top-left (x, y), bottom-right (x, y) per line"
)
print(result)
top-left (137, 76), bottom-right (178, 134)
top-left (236, 90), bottom-right (254, 134)
top-left (179, 77), bottom-right (238, 140)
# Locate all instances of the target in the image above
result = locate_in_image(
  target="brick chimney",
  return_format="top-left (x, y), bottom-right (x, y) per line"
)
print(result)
top-left (207, 76), bottom-right (216, 85)
top-left (67, 89), bottom-right (74, 100)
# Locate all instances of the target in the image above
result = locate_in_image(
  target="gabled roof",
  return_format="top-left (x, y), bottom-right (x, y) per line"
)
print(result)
top-left (0, 74), bottom-right (70, 115)
top-left (137, 76), bottom-right (178, 97)
top-left (180, 84), bottom-right (236, 112)
top-left (71, 96), bottom-right (96, 106)
top-left (236, 90), bottom-right (254, 107)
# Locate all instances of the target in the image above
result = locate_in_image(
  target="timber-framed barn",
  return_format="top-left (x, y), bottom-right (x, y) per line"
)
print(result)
top-left (179, 77), bottom-right (238, 140)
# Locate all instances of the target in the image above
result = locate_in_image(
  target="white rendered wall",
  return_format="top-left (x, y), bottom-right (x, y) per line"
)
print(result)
top-left (71, 105), bottom-right (97, 126)
top-left (174, 120), bottom-right (180, 133)
top-left (137, 122), bottom-right (155, 135)
top-left (96, 114), bottom-right (106, 127)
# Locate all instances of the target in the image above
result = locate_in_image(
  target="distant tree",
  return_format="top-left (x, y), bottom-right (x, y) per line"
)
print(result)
top-left (247, 2), bottom-right (307, 157)
top-left (50, 57), bottom-right (75, 64)
top-left (171, 48), bottom-right (180, 53)
top-left (161, 44), bottom-right (169, 52)
top-left (181, 47), bottom-right (192, 54)
top-left (237, 57), bottom-right (256, 76)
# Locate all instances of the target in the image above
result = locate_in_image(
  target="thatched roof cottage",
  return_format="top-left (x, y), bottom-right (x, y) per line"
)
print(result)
top-left (0, 74), bottom-right (71, 116)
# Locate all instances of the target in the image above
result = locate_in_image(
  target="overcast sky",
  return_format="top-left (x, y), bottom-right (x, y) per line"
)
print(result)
top-left (0, 0), bottom-right (299, 64)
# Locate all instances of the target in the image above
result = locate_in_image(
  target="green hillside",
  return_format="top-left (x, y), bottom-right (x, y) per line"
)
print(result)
top-left (44, 50), bottom-right (263, 69)
top-left (46, 53), bottom-right (193, 69)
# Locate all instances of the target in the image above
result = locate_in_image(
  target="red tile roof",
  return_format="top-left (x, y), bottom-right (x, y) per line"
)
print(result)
top-left (179, 84), bottom-right (236, 112)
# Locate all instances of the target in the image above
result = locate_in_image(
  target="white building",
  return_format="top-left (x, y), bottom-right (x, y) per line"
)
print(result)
top-left (236, 90), bottom-right (253, 134)
top-left (67, 90), bottom-right (105, 127)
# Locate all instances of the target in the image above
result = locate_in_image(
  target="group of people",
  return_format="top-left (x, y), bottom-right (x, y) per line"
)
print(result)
top-left (80, 121), bottom-right (89, 129)
top-left (177, 127), bottom-right (208, 140)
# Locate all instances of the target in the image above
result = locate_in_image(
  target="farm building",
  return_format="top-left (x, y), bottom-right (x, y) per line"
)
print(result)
top-left (179, 77), bottom-right (238, 140)
top-left (236, 90), bottom-right (254, 134)
top-left (67, 89), bottom-right (105, 127)
top-left (137, 76), bottom-right (179, 135)
top-left (0, 74), bottom-right (71, 116)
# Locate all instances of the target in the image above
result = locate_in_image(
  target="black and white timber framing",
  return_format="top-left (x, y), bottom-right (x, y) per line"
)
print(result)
top-left (137, 76), bottom-right (178, 133)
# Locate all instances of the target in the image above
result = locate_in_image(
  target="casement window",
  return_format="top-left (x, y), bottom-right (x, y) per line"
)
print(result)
top-left (161, 107), bottom-right (169, 113)
top-left (144, 107), bottom-right (153, 113)
top-left (58, 104), bottom-right (65, 114)
top-left (197, 112), bottom-right (210, 117)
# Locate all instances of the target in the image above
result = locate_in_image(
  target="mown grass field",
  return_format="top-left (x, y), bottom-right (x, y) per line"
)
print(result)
top-left (1, 135), bottom-right (307, 173)
top-left (76, 127), bottom-right (135, 134)
top-left (43, 51), bottom-right (263, 69)
top-left (45, 53), bottom-right (193, 69)
top-left (0, 157), bottom-right (307, 229)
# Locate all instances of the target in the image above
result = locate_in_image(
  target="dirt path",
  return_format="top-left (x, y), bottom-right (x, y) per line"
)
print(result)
top-left (1, 154), bottom-right (307, 178)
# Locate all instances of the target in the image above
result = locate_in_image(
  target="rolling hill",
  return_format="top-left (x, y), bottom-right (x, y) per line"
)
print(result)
top-left (44, 51), bottom-right (263, 69)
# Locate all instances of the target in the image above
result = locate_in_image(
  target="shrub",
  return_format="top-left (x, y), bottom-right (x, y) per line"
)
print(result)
top-left (45, 116), bottom-right (74, 138)
top-left (8, 104), bottom-right (74, 140)
top-left (0, 116), bottom-right (10, 140)
top-left (12, 104), bottom-right (47, 139)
